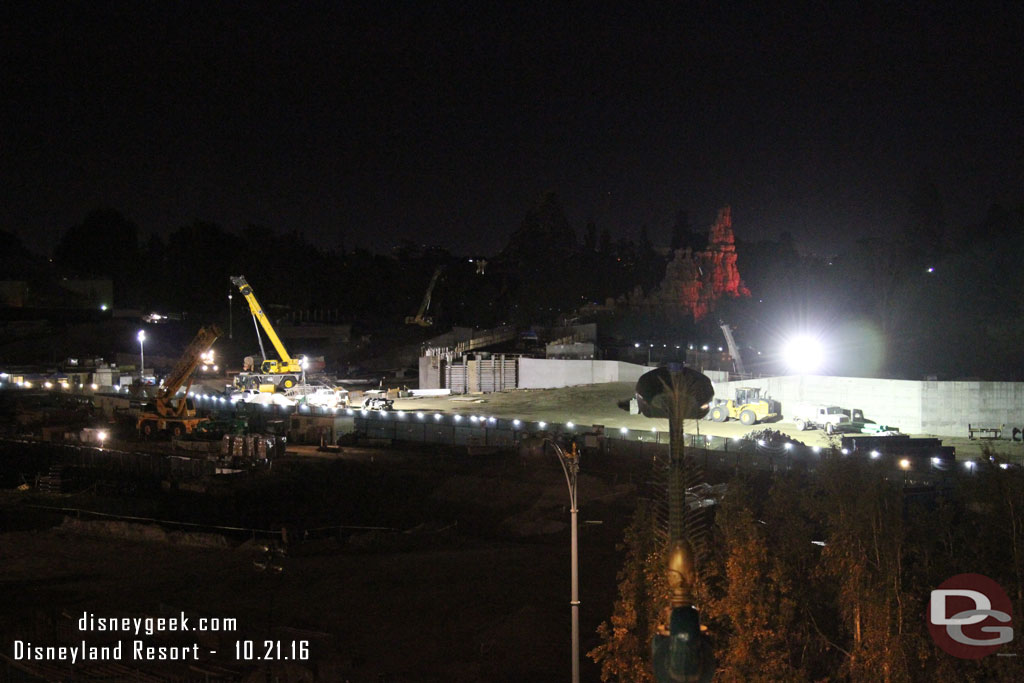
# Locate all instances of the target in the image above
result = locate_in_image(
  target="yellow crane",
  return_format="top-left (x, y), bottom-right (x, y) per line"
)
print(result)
top-left (137, 325), bottom-right (221, 438)
top-left (231, 275), bottom-right (306, 392)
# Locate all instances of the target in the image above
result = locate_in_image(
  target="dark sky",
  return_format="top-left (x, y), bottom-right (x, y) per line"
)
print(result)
top-left (3, 2), bottom-right (1023, 257)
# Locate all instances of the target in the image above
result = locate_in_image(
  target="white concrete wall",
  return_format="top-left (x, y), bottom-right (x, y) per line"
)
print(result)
top-left (715, 375), bottom-right (1024, 437)
top-left (518, 359), bottom-right (647, 389)
top-left (920, 381), bottom-right (1024, 436)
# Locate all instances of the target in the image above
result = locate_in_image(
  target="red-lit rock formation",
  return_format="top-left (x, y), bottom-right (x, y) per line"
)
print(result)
top-left (648, 206), bottom-right (749, 320)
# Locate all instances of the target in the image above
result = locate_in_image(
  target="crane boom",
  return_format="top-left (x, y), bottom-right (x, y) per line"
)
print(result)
top-left (230, 276), bottom-right (303, 374)
top-left (157, 325), bottom-right (222, 407)
top-left (719, 323), bottom-right (746, 377)
top-left (405, 266), bottom-right (443, 326)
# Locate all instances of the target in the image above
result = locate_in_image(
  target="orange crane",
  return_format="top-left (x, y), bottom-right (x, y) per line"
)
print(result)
top-left (137, 325), bottom-right (221, 438)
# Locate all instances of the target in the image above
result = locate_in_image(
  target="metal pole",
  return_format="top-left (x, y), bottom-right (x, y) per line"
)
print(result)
top-left (570, 478), bottom-right (579, 683)
top-left (228, 293), bottom-right (233, 339)
top-left (552, 441), bottom-right (580, 683)
top-left (137, 330), bottom-right (146, 379)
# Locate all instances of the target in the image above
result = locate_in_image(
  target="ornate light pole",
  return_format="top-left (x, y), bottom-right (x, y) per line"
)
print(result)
top-left (549, 439), bottom-right (581, 683)
top-left (524, 436), bottom-right (580, 683)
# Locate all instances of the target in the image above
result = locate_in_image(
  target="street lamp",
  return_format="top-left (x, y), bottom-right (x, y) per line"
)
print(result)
top-left (525, 436), bottom-right (581, 683)
top-left (137, 330), bottom-right (146, 378)
top-left (228, 292), bottom-right (233, 339)
top-left (551, 439), bottom-right (581, 683)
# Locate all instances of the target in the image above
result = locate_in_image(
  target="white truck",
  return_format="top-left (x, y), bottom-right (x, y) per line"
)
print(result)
top-left (790, 404), bottom-right (850, 434)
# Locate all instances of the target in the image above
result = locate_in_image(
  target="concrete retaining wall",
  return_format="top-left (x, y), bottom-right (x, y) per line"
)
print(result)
top-left (715, 375), bottom-right (1024, 437)
top-left (518, 359), bottom-right (647, 389)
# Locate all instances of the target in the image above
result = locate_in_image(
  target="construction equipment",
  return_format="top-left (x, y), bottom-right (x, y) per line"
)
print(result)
top-left (136, 325), bottom-right (221, 438)
top-left (405, 266), bottom-right (442, 326)
top-left (707, 386), bottom-right (780, 426)
top-left (719, 322), bottom-right (745, 376)
top-left (231, 275), bottom-right (306, 392)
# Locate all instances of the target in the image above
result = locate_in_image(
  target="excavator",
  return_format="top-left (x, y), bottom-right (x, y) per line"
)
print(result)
top-left (404, 266), bottom-right (443, 326)
top-left (231, 275), bottom-right (306, 392)
top-left (137, 325), bottom-right (221, 438)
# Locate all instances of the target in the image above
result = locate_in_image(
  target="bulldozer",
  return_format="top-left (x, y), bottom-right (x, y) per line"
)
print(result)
top-left (707, 386), bottom-right (780, 426)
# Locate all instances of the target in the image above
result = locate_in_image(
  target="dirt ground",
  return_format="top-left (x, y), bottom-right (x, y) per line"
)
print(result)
top-left (392, 382), bottom-right (1024, 462)
top-left (0, 447), bottom-right (640, 682)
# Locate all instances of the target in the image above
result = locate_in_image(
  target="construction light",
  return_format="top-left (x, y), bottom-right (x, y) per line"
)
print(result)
top-left (782, 333), bottom-right (825, 374)
top-left (899, 458), bottom-right (910, 469)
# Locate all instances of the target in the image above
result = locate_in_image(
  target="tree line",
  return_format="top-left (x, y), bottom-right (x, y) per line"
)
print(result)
top-left (590, 457), bottom-right (1024, 681)
top-left (5, 190), bottom-right (1024, 378)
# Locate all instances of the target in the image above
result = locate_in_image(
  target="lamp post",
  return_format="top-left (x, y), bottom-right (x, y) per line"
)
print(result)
top-left (547, 439), bottom-right (580, 683)
top-left (228, 292), bottom-right (233, 339)
top-left (137, 330), bottom-right (146, 379)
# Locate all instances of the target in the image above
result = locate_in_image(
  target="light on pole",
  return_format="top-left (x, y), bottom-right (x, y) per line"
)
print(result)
top-left (137, 330), bottom-right (146, 378)
top-left (228, 292), bottom-right (233, 339)
top-left (548, 439), bottom-right (581, 683)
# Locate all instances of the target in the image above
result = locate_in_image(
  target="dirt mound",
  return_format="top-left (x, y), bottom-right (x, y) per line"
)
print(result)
top-left (57, 517), bottom-right (228, 548)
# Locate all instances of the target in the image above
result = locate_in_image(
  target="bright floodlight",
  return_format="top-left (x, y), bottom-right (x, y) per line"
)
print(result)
top-left (782, 334), bottom-right (824, 373)
top-left (137, 330), bottom-right (146, 342)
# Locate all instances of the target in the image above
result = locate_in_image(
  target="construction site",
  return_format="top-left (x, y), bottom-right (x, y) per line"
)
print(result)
top-left (3, 209), bottom-right (1023, 680)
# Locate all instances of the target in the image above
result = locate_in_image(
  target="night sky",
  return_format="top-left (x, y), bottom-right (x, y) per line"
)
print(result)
top-left (3, 2), bottom-right (1023, 257)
